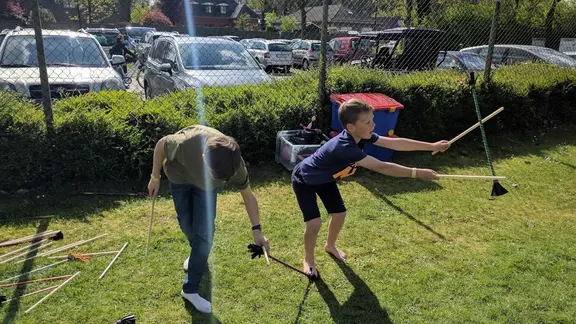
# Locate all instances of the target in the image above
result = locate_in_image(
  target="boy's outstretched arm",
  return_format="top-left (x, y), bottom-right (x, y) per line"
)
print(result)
top-left (374, 136), bottom-right (450, 152)
top-left (356, 155), bottom-right (439, 180)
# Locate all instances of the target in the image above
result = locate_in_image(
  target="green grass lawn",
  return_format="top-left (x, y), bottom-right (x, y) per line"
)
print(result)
top-left (1, 128), bottom-right (576, 323)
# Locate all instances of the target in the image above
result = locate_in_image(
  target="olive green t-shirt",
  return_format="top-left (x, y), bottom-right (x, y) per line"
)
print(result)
top-left (163, 125), bottom-right (250, 191)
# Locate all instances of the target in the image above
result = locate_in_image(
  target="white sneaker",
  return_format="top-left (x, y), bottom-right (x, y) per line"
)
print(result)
top-left (183, 256), bottom-right (189, 272)
top-left (181, 290), bottom-right (211, 313)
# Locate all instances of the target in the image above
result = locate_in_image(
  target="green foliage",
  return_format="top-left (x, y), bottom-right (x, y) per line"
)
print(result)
top-left (235, 13), bottom-right (253, 31)
top-left (131, 2), bottom-right (149, 24)
top-left (265, 12), bottom-right (278, 30)
top-left (1, 64), bottom-right (575, 190)
top-left (327, 64), bottom-right (576, 140)
top-left (281, 16), bottom-right (297, 32)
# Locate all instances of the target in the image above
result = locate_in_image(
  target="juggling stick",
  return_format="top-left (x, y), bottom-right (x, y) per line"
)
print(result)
top-left (16, 233), bottom-right (108, 264)
top-left (432, 107), bottom-right (504, 155)
top-left (99, 242), bottom-right (129, 280)
top-left (146, 198), bottom-right (155, 257)
top-left (0, 241), bottom-right (55, 264)
top-left (0, 231), bottom-right (62, 248)
top-left (437, 174), bottom-right (506, 180)
top-left (0, 285), bottom-right (59, 307)
top-left (0, 259), bottom-right (70, 283)
top-left (0, 240), bottom-right (48, 260)
top-left (247, 244), bottom-right (319, 280)
top-left (47, 251), bottom-right (120, 260)
top-left (0, 275), bottom-right (72, 288)
top-left (24, 271), bottom-right (81, 313)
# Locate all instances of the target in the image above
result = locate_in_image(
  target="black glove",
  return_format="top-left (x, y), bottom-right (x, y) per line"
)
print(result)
top-left (247, 244), bottom-right (264, 259)
top-left (116, 314), bottom-right (136, 324)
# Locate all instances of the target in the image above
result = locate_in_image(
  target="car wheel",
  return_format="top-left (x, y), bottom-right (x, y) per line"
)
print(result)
top-left (144, 82), bottom-right (152, 99)
top-left (302, 60), bottom-right (309, 70)
top-left (285, 66), bottom-right (291, 73)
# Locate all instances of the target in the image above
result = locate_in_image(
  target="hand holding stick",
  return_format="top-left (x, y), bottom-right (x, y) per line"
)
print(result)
top-left (432, 107), bottom-right (504, 155)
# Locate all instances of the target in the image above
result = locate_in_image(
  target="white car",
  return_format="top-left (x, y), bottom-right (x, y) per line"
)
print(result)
top-left (246, 40), bottom-right (293, 73)
top-left (0, 27), bottom-right (126, 101)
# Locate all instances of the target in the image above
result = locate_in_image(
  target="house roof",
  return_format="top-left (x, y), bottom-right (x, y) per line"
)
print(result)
top-left (189, 0), bottom-right (259, 19)
top-left (288, 4), bottom-right (400, 27)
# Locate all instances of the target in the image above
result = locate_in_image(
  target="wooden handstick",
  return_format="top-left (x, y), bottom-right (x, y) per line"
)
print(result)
top-left (0, 230), bottom-right (59, 247)
top-left (262, 247), bottom-right (270, 266)
top-left (99, 242), bottom-right (129, 280)
top-left (3, 285), bottom-right (59, 304)
top-left (0, 259), bottom-right (69, 283)
top-left (24, 271), bottom-right (81, 314)
top-left (146, 198), bottom-right (155, 256)
top-left (0, 239), bottom-right (48, 260)
top-left (16, 233), bottom-right (109, 263)
top-left (432, 107), bottom-right (504, 155)
top-left (0, 241), bottom-right (55, 264)
top-left (47, 251), bottom-right (120, 259)
top-left (0, 275), bottom-right (72, 288)
top-left (437, 174), bottom-right (506, 180)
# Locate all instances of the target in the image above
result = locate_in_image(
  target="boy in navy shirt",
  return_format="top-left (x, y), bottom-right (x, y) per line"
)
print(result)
top-left (292, 99), bottom-right (450, 277)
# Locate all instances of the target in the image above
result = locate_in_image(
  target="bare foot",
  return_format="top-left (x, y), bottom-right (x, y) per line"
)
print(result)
top-left (324, 245), bottom-right (347, 261)
top-left (303, 259), bottom-right (318, 277)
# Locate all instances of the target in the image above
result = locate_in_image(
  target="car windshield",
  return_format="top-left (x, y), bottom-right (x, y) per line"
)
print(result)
top-left (126, 28), bottom-right (155, 38)
top-left (457, 53), bottom-right (486, 70)
top-left (0, 35), bottom-right (108, 68)
top-left (89, 31), bottom-right (119, 46)
top-left (268, 43), bottom-right (292, 52)
top-left (180, 42), bottom-right (261, 70)
top-left (533, 47), bottom-right (576, 67)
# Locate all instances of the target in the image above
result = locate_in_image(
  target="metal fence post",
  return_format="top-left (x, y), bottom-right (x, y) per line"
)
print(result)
top-left (31, 0), bottom-right (54, 133)
top-left (484, 0), bottom-right (501, 83)
top-left (317, 0), bottom-right (329, 105)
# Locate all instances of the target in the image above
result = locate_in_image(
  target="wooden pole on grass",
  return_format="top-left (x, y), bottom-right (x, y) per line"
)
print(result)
top-left (24, 271), bottom-right (81, 313)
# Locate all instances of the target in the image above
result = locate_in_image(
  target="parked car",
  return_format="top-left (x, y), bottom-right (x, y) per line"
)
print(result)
top-left (142, 35), bottom-right (272, 99)
top-left (0, 27), bottom-right (125, 101)
top-left (460, 44), bottom-right (576, 68)
top-left (118, 26), bottom-right (156, 43)
top-left (436, 51), bottom-right (494, 72)
top-left (81, 28), bottom-right (122, 56)
top-left (291, 39), bottom-right (333, 69)
top-left (328, 36), bottom-right (365, 63)
top-left (246, 40), bottom-right (293, 73)
top-left (136, 31), bottom-right (179, 64)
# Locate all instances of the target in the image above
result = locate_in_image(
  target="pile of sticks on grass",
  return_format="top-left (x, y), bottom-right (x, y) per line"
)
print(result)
top-left (0, 230), bottom-right (129, 313)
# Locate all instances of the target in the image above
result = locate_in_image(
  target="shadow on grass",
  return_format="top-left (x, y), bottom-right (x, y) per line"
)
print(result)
top-left (2, 219), bottom-right (50, 324)
top-left (314, 256), bottom-right (393, 324)
top-left (354, 175), bottom-right (446, 240)
top-left (294, 280), bottom-right (314, 324)
top-left (182, 267), bottom-right (221, 324)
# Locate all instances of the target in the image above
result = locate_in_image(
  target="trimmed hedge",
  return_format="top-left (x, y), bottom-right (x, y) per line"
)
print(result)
top-left (1, 63), bottom-right (575, 190)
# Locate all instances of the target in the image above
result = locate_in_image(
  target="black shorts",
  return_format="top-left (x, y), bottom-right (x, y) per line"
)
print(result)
top-left (291, 163), bottom-right (347, 222)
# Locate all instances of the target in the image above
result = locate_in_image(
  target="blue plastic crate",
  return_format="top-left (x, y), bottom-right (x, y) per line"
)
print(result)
top-left (330, 93), bottom-right (404, 162)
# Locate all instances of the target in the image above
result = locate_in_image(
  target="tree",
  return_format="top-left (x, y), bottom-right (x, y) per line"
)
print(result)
top-left (281, 15), bottom-right (297, 32)
top-left (118, 0), bottom-right (132, 22)
top-left (235, 13), bottom-right (253, 31)
top-left (160, 0), bottom-right (181, 25)
top-left (265, 11), bottom-right (279, 30)
top-left (0, 0), bottom-right (25, 20)
top-left (140, 9), bottom-right (173, 25)
top-left (131, 1), bottom-right (149, 24)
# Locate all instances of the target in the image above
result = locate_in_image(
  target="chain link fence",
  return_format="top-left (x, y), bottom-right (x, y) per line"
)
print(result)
top-left (1, 0), bottom-right (575, 187)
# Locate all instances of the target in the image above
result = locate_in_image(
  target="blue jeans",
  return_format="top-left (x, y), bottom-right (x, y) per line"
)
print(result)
top-left (170, 182), bottom-right (218, 294)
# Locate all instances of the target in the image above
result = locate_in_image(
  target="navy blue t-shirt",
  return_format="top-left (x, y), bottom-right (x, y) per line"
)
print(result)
top-left (295, 130), bottom-right (379, 185)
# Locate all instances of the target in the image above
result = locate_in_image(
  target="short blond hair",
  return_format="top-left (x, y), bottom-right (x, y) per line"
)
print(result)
top-left (338, 99), bottom-right (374, 129)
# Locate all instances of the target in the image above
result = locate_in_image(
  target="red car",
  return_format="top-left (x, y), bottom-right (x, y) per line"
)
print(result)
top-left (328, 37), bottom-right (369, 63)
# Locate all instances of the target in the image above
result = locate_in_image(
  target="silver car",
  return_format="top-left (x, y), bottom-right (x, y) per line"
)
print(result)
top-left (136, 31), bottom-right (179, 64)
top-left (142, 35), bottom-right (272, 99)
top-left (291, 39), bottom-right (333, 69)
top-left (0, 28), bottom-right (125, 101)
top-left (246, 40), bottom-right (293, 73)
top-left (460, 44), bottom-right (576, 68)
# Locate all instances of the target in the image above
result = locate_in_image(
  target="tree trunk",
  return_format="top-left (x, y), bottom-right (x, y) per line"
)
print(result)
top-left (118, 0), bottom-right (132, 22)
top-left (544, 0), bottom-right (559, 48)
top-left (405, 0), bottom-right (412, 28)
top-left (300, 1), bottom-right (306, 39)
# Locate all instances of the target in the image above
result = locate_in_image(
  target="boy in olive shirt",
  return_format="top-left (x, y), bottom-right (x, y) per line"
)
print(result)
top-left (148, 125), bottom-right (270, 313)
